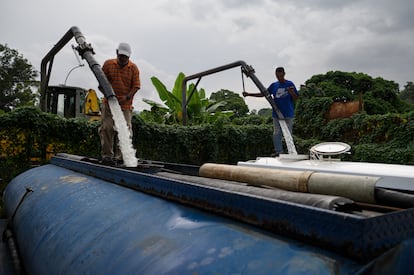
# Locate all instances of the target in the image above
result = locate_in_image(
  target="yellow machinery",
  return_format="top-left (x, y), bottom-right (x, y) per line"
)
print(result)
top-left (84, 89), bottom-right (101, 121)
top-left (41, 85), bottom-right (101, 121)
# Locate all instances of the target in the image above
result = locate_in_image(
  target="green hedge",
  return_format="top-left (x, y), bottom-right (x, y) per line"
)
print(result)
top-left (133, 118), bottom-right (273, 165)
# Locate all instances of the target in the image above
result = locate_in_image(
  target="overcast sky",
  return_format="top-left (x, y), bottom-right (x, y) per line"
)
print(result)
top-left (2, 0), bottom-right (414, 111)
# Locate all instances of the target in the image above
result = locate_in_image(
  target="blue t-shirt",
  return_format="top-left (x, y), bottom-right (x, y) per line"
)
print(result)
top-left (268, 80), bottom-right (298, 119)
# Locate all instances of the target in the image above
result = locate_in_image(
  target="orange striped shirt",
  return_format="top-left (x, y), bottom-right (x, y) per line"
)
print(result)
top-left (102, 59), bottom-right (140, 110)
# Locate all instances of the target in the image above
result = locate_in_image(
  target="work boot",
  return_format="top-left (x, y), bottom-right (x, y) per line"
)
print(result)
top-left (101, 157), bottom-right (115, 165)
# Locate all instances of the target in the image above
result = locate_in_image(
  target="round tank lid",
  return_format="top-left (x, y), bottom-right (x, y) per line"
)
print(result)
top-left (310, 142), bottom-right (351, 155)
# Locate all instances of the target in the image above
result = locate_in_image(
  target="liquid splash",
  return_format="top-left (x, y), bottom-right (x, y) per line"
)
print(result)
top-left (279, 120), bottom-right (297, 155)
top-left (107, 98), bottom-right (138, 167)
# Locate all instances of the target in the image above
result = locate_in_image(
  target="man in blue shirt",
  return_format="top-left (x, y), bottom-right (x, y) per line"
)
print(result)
top-left (243, 67), bottom-right (299, 156)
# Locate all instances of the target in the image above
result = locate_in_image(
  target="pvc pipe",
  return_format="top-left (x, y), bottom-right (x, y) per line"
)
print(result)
top-left (308, 173), bottom-right (377, 204)
top-left (199, 163), bottom-right (312, 192)
top-left (199, 163), bottom-right (379, 204)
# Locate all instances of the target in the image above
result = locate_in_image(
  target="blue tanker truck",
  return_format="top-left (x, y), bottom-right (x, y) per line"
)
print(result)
top-left (1, 152), bottom-right (414, 274)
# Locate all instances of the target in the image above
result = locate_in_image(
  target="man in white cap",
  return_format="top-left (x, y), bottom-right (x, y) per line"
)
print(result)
top-left (99, 42), bottom-right (141, 165)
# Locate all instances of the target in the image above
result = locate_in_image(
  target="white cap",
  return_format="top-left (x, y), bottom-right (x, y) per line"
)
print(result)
top-left (117, 42), bottom-right (131, 57)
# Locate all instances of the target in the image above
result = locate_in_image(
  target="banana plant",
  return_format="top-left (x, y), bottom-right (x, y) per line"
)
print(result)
top-left (147, 72), bottom-right (184, 124)
top-left (144, 72), bottom-right (233, 124)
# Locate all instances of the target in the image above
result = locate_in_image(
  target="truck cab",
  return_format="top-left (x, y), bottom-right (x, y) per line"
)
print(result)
top-left (44, 85), bottom-right (86, 118)
top-left (43, 85), bottom-right (101, 121)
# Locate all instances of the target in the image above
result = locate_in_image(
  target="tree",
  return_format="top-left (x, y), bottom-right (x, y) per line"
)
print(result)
top-left (399, 82), bottom-right (414, 104)
top-left (210, 89), bottom-right (249, 117)
top-left (304, 71), bottom-right (404, 114)
top-left (258, 108), bottom-right (272, 117)
top-left (304, 71), bottom-right (373, 101)
top-left (0, 44), bottom-right (38, 112)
